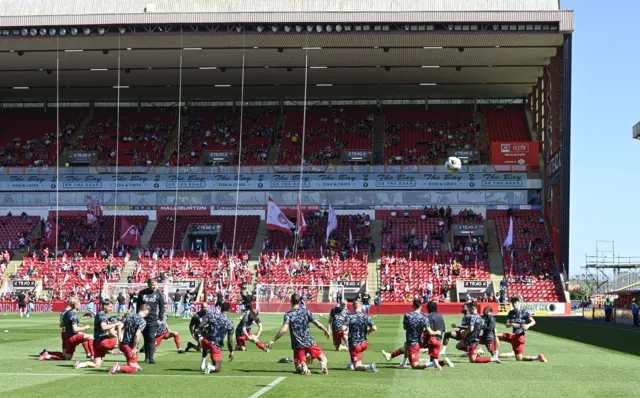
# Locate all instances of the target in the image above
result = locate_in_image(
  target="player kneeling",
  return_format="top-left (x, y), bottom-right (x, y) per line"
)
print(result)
top-left (462, 302), bottom-right (501, 364)
top-left (75, 299), bottom-right (123, 369)
top-left (39, 298), bottom-right (94, 361)
top-left (267, 294), bottom-right (330, 376)
top-left (109, 304), bottom-right (150, 375)
top-left (498, 297), bottom-right (547, 363)
top-left (199, 302), bottom-right (234, 374)
top-left (344, 299), bottom-right (378, 372)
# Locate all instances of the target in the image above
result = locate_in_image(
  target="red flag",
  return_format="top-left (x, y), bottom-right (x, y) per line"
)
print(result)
top-left (119, 218), bottom-right (141, 247)
top-left (45, 215), bottom-right (59, 247)
top-left (124, 251), bottom-right (131, 262)
top-left (296, 200), bottom-right (306, 238)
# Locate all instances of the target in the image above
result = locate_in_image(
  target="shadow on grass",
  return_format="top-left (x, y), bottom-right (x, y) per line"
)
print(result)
top-left (495, 316), bottom-right (640, 356)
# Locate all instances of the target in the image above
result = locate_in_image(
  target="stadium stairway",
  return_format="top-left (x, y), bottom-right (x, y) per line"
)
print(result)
top-left (117, 260), bottom-right (138, 284)
top-left (372, 112), bottom-right (385, 164)
top-left (473, 111), bottom-right (490, 164)
top-left (140, 220), bottom-right (158, 250)
top-left (366, 259), bottom-right (379, 297)
top-left (484, 219), bottom-right (505, 296)
top-left (160, 122), bottom-right (182, 165)
top-left (60, 114), bottom-right (94, 166)
top-left (250, 220), bottom-right (267, 260)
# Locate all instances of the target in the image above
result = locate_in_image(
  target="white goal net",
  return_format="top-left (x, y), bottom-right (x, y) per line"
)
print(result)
top-left (255, 284), bottom-right (345, 314)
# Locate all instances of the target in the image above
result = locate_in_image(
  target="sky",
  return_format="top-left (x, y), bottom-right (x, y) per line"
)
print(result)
top-left (564, 0), bottom-right (640, 276)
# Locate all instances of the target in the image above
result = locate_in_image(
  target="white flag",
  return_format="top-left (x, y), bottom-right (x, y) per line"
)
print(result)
top-left (284, 247), bottom-right (289, 259)
top-left (349, 229), bottom-right (353, 246)
top-left (354, 245), bottom-right (358, 255)
top-left (92, 274), bottom-right (97, 284)
top-left (503, 216), bottom-right (514, 248)
top-left (326, 204), bottom-right (338, 244)
top-left (266, 197), bottom-right (295, 234)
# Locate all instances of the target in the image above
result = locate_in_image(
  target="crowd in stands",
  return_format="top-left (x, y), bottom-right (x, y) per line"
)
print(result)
top-left (0, 109), bottom-right (82, 167)
top-left (277, 108), bottom-right (374, 165)
top-left (256, 249), bottom-right (368, 302)
top-left (75, 109), bottom-right (174, 167)
top-left (171, 107), bottom-right (276, 167)
top-left (384, 108), bottom-right (478, 165)
top-left (0, 213), bottom-right (39, 251)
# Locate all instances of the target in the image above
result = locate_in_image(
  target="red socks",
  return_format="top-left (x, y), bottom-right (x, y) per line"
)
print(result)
top-left (82, 340), bottom-right (94, 357)
top-left (256, 341), bottom-right (266, 350)
top-left (391, 350), bottom-right (402, 358)
top-left (473, 357), bottom-right (491, 363)
top-left (118, 365), bottom-right (137, 373)
top-left (174, 334), bottom-right (181, 350)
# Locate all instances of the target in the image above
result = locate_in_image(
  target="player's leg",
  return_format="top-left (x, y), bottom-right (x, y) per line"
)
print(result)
top-left (497, 333), bottom-right (516, 359)
top-left (166, 329), bottom-right (182, 352)
top-left (407, 344), bottom-right (442, 370)
top-left (236, 334), bottom-right (247, 351)
top-left (468, 345), bottom-right (497, 363)
top-left (350, 342), bottom-right (376, 372)
top-left (247, 332), bottom-right (267, 351)
top-left (428, 338), bottom-right (454, 368)
top-left (142, 322), bottom-right (158, 363)
top-left (111, 344), bottom-right (141, 374)
top-left (204, 342), bottom-right (223, 374)
top-left (82, 335), bottom-right (95, 358)
top-left (513, 337), bottom-right (546, 362)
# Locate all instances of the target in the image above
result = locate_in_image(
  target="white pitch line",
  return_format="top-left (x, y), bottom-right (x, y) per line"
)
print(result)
top-left (0, 372), bottom-right (275, 378)
top-left (247, 376), bottom-right (286, 398)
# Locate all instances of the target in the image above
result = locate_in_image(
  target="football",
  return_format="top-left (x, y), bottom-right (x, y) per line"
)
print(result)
top-left (445, 156), bottom-right (462, 172)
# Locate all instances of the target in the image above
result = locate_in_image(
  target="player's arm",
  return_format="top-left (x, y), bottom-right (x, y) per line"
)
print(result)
top-left (505, 316), bottom-right (518, 328)
top-left (311, 319), bottom-right (331, 339)
top-left (101, 321), bottom-right (121, 331)
top-left (134, 329), bottom-right (142, 348)
top-left (425, 325), bottom-right (440, 336)
top-left (227, 330), bottom-right (234, 361)
top-left (157, 292), bottom-right (165, 323)
top-left (328, 313), bottom-right (334, 332)
top-left (268, 323), bottom-right (289, 347)
top-left (522, 316), bottom-right (536, 330)
top-left (255, 322), bottom-right (263, 339)
top-left (367, 322), bottom-right (377, 335)
top-left (242, 325), bottom-right (250, 338)
top-left (462, 324), bottom-right (474, 336)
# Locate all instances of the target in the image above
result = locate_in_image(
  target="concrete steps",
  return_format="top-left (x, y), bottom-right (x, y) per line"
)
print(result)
top-left (117, 260), bottom-right (138, 283)
top-left (140, 220), bottom-right (158, 249)
top-left (366, 260), bottom-right (379, 297)
top-left (372, 112), bottom-right (385, 164)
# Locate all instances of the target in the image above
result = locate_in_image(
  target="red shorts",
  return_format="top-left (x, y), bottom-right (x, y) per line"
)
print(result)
top-left (94, 338), bottom-right (117, 358)
top-left (348, 341), bottom-right (369, 363)
top-left (293, 344), bottom-right (324, 365)
top-left (468, 344), bottom-right (481, 357)
top-left (65, 334), bottom-right (85, 356)
top-left (426, 337), bottom-right (441, 359)
top-left (155, 331), bottom-right (169, 347)
top-left (479, 338), bottom-right (495, 353)
top-left (406, 343), bottom-right (421, 364)
top-left (501, 333), bottom-right (526, 355)
top-left (119, 343), bottom-right (139, 365)
top-left (202, 339), bottom-right (223, 361)
top-left (332, 330), bottom-right (345, 346)
top-left (452, 332), bottom-right (463, 341)
top-left (236, 332), bottom-right (254, 347)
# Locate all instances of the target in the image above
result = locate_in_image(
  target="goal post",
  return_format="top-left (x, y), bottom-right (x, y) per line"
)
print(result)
top-left (256, 284), bottom-right (345, 314)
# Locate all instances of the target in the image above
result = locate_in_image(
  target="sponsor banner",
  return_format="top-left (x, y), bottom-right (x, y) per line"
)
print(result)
top-left (212, 205), bottom-right (265, 211)
top-left (342, 150), bottom-right (372, 163)
top-left (188, 223), bottom-right (222, 235)
top-left (0, 173), bottom-right (528, 192)
top-left (173, 280), bottom-right (200, 291)
top-left (456, 280), bottom-right (493, 301)
top-left (452, 224), bottom-right (485, 236)
top-left (520, 302), bottom-right (567, 316)
top-left (203, 151), bottom-right (233, 164)
top-left (491, 142), bottom-right (539, 166)
top-left (0, 302), bottom-right (54, 313)
top-left (68, 152), bottom-right (94, 165)
top-left (486, 205), bottom-right (542, 210)
top-left (449, 150), bottom-right (480, 164)
top-left (11, 280), bottom-right (38, 289)
top-left (278, 205), bottom-right (320, 217)
top-left (156, 205), bottom-right (210, 216)
top-left (547, 150), bottom-right (562, 184)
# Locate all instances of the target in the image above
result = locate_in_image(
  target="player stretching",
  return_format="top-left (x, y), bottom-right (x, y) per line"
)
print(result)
top-left (462, 302), bottom-right (501, 364)
top-left (423, 301), bottom-right (455, 369)
top-left (109, 304), bottom-right (150, 375)
top-left (185, 303), bottom-right (208, 354)
top-left (267, 294), bottom-right (330, 376)
top-left (440, 304), bottom-right (470, 357)
top-left (39, 298), bottom-right (94, 361)
top-left (328, 299), bottom-right (350, 351)
top-left (344, 299), bottom-right (377, 372)
top-left (200, 302), bottom-right (234, 374)
top-left (236, 309), bottom-right (268, 352)
top-left (480, 306), bottom-right (500, 359)
top-left (75, 299), bottom-right (123, 369)
top-left (153, 312), bottom-right (183, 353)
top-left (382, 299), bottom-right (442, 371)
top-left (38, 297), bottom-right (74, 360)
top-left (499, 297), bottom-right (547, 362)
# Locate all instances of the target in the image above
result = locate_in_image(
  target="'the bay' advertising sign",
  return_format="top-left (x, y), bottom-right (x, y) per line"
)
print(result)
top-left (0, 173), bottom-right (528, 192)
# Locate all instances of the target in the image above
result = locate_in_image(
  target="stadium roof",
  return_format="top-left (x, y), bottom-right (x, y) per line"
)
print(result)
top-left (0, 0), bottom-right (573, 102)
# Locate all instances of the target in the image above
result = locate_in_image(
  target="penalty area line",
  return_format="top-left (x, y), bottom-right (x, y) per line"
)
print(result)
top-left (0, 372), bottom-right (276, 378)
top-left (247, 376), bottom-right (287, 398)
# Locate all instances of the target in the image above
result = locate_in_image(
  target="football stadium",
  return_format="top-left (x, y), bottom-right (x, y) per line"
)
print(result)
top-left (0, 1), bottom-right (637, 397)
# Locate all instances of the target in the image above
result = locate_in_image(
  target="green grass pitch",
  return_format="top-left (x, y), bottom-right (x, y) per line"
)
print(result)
top-left (0, 312), bottom-right (637, 397)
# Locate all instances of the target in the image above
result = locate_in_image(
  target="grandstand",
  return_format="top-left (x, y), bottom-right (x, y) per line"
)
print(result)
top-left (0, 0), bottom-right (573, 315)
